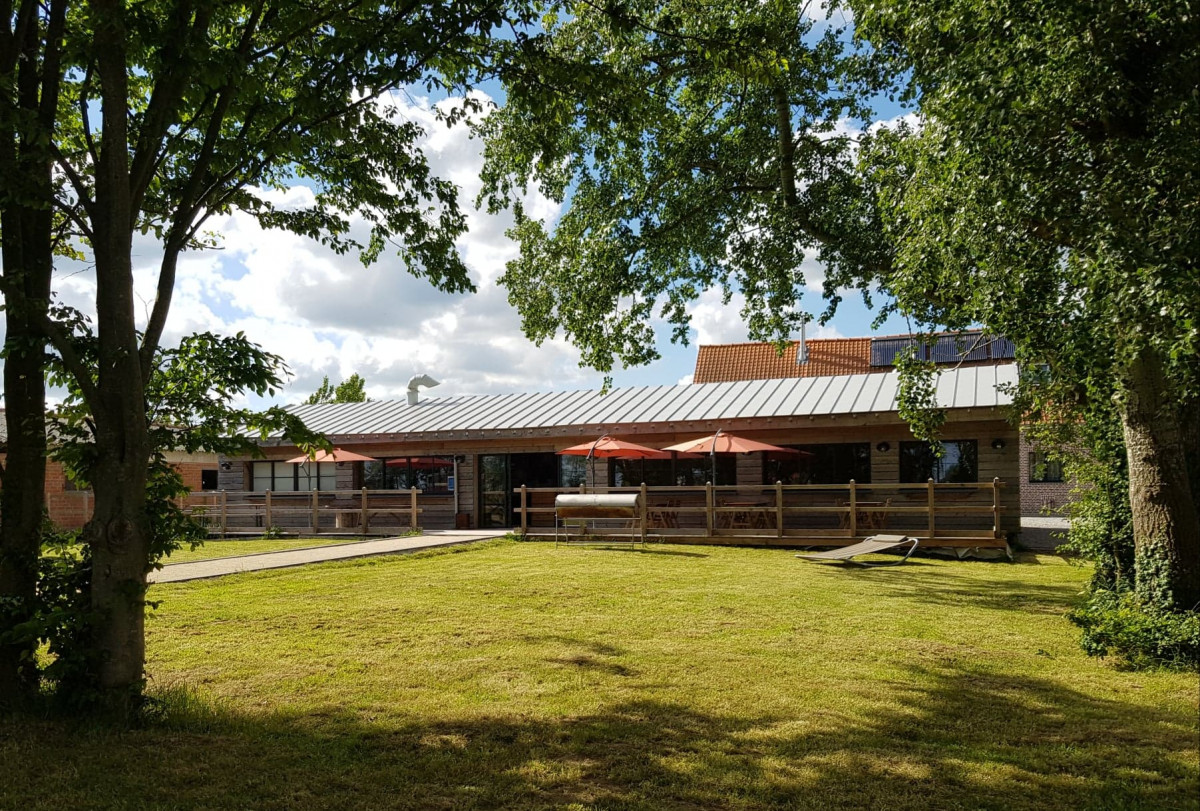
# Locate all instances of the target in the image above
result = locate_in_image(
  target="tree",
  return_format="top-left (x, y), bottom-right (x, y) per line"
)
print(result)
top-left (2, 0), bottom-right (532, 712)
top-left (481, 0), bottom-right (1199, 619)
top-left (38, 327), bottom-right (322, 703)
top-left (478, 0), bottom-right (890, 376)
top-left (848, 0), bottom-right (1200, 611)
top-left (0, 0), bottom-right (68, 707)
top-left (305, 373), bottom-right (368, 405)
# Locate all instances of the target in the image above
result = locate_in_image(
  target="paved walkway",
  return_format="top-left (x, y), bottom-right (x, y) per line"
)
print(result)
top-left (1020, 516), bottom-right (1070, 551)
top-left (148, 530), bottom-right (509, 584)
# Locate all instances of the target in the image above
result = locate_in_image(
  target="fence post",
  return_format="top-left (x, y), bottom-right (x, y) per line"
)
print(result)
top-left (312, 488), bottom-right (320, 534)
top-left (705, 482), bottom-right (714, 536)
top-left (775, 481), bottom-right (784, 538)
top-left (410, 486), bottom-right (419, 531)
top-left (848, 479), bottom-right (857, 537)
top-left (520, 485), bottom-right (528, 535)
top-left (640, 482), bottom-right (648, 543)
top-left (992, 478), bottom-right (1001, 537)
top-left (361, 487), bottom-right (369, 535)
top-left (220, 489), bottom-right (228, 538)
top-left (265, 490), bottom-right (272, 530)
top-left (928, 478), bottom-right (936, 540)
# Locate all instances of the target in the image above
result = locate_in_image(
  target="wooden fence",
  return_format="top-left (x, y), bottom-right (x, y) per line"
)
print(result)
top-left (181, 489), bottom-right (423, 537)
top-left (514, 479), bottom-right (1009, 549)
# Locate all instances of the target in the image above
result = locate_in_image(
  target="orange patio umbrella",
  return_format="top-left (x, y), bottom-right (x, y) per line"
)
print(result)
top-left (662, 430), bottom-right (803, 485)
top-left (386, 456), bottom-right (453, 469)
top-left (558, 435), bottom-right (676, 488)
top-left (284, 447), bottom-right (376, 464)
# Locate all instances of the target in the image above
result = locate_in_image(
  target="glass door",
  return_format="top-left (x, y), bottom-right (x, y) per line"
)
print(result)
top-left (479, 455), bottom-right (510, 528)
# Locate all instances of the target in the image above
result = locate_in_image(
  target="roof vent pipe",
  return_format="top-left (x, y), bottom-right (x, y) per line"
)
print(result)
top-left (796, 317), bottom-right (809, 365)
top-left (407, 374), bottom-right (440, 405)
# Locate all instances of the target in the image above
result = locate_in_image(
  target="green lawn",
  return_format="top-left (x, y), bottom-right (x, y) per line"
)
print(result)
top-left (4, 540), bottom-right (1197, 810)
top-left (162, 536), bottom-right (364, 564)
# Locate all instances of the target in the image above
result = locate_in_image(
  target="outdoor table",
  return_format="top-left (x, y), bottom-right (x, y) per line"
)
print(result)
top-left (721, 500), bottom-right (773, 530)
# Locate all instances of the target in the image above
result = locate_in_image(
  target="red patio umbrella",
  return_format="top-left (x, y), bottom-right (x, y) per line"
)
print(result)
top-left (284, 447), bottom-right (376, 464)
top-left (558, 435), bottom-right (675, 489)
top-left (386, 456), bottom-right (453, 469)
top-left (662, 430), bottom-right (803, 485)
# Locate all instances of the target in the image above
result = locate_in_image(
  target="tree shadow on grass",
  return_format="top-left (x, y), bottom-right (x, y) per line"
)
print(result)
top-left (827, 564), bottom-right (1086, 617)
top-left (3, 666), bottom-right (1194, 811)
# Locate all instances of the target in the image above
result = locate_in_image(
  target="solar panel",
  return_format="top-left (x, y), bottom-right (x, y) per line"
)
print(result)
top-left (870, 331), bottom-right (1013, 366)
top-left (870, 337), bottom-right (916, 367)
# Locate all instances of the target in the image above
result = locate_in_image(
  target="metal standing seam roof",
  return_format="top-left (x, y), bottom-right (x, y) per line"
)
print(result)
top-left (281, 365), bottom-right (1017, 439)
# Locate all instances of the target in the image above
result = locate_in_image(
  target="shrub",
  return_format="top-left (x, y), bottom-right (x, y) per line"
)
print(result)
top-left (1069, 589), bottom-right (1200, 671)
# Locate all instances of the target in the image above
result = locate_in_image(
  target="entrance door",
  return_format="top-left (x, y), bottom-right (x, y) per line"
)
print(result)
top-left (479, 455), bottom-right (510, 529)
top-left (478, 453), bottom-right (561, 528)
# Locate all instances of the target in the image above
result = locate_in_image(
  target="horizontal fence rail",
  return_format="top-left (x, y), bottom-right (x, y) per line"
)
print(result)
top-left (179, 488), bottom-right (423, 537)
top-left (515, 479), bottom-right (1009, 549)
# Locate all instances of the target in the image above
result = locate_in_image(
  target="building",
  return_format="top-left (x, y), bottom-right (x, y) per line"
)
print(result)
top-left (693, 332), bottom-right (1073, 518)
top-left (220, 359), bottom-right (1023, 550)
top-left (0, 410), bottom-right (220, 530)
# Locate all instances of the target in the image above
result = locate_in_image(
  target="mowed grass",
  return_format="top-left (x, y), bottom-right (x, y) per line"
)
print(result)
top-left (3, 540), bottom-right (1197, 810)
top-left (162, 536), bottom-right (366, 564)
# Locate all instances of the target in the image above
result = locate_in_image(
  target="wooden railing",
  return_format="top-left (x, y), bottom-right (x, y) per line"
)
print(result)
top-left (180, 488), bottom-right (423, 537)
top-left (513, 479), bottom-right (1009, 548)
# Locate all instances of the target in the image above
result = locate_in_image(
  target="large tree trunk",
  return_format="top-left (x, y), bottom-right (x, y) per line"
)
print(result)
top-left (0, 206), bottom-right (53, 706)
top-left (1119, 346), bottom-right (1200, 611)
top-left (83, 0), bottom-right (153, 709)
top-left (0, 0), bottom-right (61, 706)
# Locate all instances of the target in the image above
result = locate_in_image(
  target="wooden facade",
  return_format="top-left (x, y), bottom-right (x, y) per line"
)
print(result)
top-left (221, 404), bottom-right (1021, 550)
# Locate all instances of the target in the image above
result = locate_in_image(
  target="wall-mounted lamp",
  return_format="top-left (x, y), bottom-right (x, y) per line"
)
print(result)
top-left (991, 438), bottom-right (1007, 450)
top-left (336, 461), bottom-right (345, 468)
top-left (220, 461), bottom-right (232, 471)
top-left (875, 441), bottom-right (891, 453)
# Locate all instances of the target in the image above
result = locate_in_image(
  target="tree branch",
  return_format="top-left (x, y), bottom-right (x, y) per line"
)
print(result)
top-left (37, 312), bottom-right (104, 416)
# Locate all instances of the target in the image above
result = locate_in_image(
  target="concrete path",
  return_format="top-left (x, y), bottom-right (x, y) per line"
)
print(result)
top-left (1020, 516), bottom-right (1070, 551)
top-left (148, 530), bottom-right (509, 584)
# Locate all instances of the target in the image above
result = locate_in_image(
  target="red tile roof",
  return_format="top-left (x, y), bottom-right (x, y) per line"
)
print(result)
top-left (693, 339), bottom-right (873, 383)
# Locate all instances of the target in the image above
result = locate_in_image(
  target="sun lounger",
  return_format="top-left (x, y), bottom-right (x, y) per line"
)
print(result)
top-left (795, 534), bottom-right (918, 567)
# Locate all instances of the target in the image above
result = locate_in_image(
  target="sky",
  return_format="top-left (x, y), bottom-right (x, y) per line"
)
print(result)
top-left (22, 9), bottom-right (916, 408)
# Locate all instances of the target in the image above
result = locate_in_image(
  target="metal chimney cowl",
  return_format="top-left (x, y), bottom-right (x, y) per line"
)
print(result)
top-left (407, 374), bottom-right (440, 405)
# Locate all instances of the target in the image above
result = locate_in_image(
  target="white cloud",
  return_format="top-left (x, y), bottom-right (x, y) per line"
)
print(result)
top-left (28, 89), bottom-right (607, 407)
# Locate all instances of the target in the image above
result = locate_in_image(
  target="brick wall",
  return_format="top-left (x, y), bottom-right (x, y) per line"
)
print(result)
top-left (0, 455), bottom-right (219, 530)
top-left (1018, 434), bottom-right (1075, 517)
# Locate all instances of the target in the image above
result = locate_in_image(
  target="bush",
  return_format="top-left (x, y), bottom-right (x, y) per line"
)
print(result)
top-left (1069, 589), bottom-right (1200, 671)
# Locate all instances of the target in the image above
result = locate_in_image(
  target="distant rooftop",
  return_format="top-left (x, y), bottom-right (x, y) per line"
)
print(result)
top-left (693, 330), bottom-right (1015, 385)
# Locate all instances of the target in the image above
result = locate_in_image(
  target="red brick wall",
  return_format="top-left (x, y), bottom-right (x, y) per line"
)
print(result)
top-left (1018, 435), bottom-right (1075, 517)
top-left (0, 456), bottom-right (218, 531)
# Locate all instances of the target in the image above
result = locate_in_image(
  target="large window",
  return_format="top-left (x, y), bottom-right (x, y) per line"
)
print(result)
top-left (362, 457), bottom-right (453, 493)
top-left (1029, 451), bottom-right (1064, 483)
top-left (609, 454), bottom-right (736, 487)
top-left (559, 455), bottom-right (589, 488)
top-left (900, 441), bottom-right (978, 483)
top-left (251, 461), bottom-right (337, 492)
top-left (765, 443), bottom-right (871, 485)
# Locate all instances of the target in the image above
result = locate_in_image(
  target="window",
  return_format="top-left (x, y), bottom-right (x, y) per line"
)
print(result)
top-left (1029, 452), bottom-right (1064, 483)
top-left (609, 455), bottom-right (736, 486)
top-left (765, 444), bottom-right (871, 485)
top-left (558, 455), bottom-right (589, 488)
top-left (250, 461), bottom-right (337, 491)
top-left (362, 457), bottom-right (452, 493)
top-left (900, 440), bottom-right (978, 483)
top-left (200, 469), bottom-right (219, 490)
